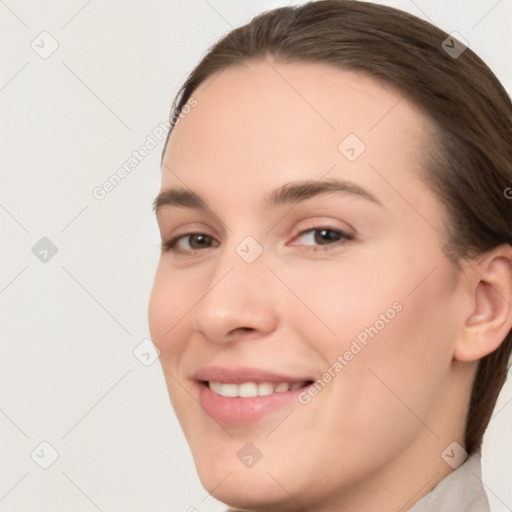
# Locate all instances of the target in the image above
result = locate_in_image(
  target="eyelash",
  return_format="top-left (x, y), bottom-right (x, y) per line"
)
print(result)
top-left (161, 227), bottom-right (353, 254)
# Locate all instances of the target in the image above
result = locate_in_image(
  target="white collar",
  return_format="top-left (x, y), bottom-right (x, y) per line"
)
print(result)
top-left (408, 451), bottom-right (490, 511)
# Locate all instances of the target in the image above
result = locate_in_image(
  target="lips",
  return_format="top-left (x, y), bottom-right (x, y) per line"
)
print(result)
top-left (193, 366), bottom-right (314, 424)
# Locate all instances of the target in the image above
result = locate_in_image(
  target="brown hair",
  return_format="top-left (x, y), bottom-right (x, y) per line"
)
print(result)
top-left (162, 0), bottom-right (512, 454)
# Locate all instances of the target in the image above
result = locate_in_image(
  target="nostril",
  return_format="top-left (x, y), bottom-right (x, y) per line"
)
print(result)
top-left (229, 327), bottom-right (255, 336)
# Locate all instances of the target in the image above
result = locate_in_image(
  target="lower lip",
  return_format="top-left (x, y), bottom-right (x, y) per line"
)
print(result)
top-left (197, 382), bottom-right (307, 425)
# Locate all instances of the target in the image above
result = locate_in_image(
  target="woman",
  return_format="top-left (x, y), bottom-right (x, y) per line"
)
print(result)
top-left (148, 1), bottom-right (512, 510)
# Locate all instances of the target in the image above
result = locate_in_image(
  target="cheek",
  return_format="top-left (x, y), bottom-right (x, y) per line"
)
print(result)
top-left (341, 265), bottom-right (456, 434)
top-left (288, 248), bottom-right (456, 421)
top-left (148, 264), bottom-right (193, 358)
top-left (279, 254), bottom-right (404, 348)
top-left (148, 267), bottom-right (196, 418)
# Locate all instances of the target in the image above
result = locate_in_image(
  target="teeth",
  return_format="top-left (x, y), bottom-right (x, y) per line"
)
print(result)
top-left (274, 382), bottom-right (289, 393)
top-left (219, 383), bottom-right (238, 398)
top-left (208, 381), bottom-right (305, 398)
top-left (238, 382), bottom-right (258, 397)
top-left (209, 381), bottom-right (223, 395)
top-left (257, 382), bottom-right (274, 396)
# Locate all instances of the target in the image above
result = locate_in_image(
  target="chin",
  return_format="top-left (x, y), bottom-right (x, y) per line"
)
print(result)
top-left (196, 471), bottom-right (289, 512)
top-left (190, 442), bottom-right (316, 512)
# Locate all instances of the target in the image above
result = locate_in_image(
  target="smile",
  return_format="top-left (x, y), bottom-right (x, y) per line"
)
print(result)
top-left (193, 367), bottom-right (314, 424)
top-left (208, 380), bottom-right (309, 398)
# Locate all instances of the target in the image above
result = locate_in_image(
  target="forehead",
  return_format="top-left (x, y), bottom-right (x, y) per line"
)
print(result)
top-left (166, 58), bottom-right (428, 166)
top-left (162, 58), bottom-right (439, 225)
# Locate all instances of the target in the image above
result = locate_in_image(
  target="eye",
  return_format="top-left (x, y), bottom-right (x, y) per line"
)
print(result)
top-left (162, 232), bottom-right (219, 253)
top-left (291, 227), bottom-right (353, 251)
top-left (161, 226), bottom-right (353, 255)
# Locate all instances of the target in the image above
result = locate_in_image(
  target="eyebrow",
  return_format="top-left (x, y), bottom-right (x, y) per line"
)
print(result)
top-left (153, 178), bottom-right (384, 214)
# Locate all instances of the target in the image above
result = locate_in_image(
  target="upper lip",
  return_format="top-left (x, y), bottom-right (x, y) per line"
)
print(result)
top-left (193, 366), bottom-right (313, 384)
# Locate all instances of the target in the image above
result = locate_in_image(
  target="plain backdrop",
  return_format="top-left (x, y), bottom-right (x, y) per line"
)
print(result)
top-left (1, 1), bottom-right (511, 511)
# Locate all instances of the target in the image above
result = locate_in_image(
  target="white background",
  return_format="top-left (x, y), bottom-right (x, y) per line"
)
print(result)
top-left (0, 1), bottom-right (511, 511)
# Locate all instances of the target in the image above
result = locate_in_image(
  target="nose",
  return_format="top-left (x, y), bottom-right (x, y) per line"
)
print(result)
top-left (190, 244), bottom-right (279, 344)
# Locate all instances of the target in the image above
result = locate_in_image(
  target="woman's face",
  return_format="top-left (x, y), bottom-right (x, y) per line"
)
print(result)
top-left (149, 59), bottom-right (468, 510)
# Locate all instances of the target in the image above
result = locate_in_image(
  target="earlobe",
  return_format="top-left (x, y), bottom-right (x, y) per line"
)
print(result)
top-left (454, 247), bottom-right (512, 363)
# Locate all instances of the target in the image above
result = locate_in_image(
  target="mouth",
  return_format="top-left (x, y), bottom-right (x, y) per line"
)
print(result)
top-left (193, 367), bottom-right (315, 425)
top-left (205, 380), bottom-right (312, 398)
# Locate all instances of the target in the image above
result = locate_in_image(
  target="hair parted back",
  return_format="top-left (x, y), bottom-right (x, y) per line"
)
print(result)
top-left (162, 0), bottom-right (512, 454)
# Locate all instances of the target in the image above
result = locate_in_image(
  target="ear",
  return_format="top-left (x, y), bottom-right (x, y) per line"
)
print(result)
top-left (454, 245), bottom-right (512, 363)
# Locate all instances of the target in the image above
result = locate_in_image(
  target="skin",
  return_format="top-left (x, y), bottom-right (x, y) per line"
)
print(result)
top-left (148, 58), bottom-right (512, 511)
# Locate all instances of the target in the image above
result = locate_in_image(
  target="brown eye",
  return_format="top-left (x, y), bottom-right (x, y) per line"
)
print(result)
top-left (162, 233), bottom-right (219, 253)
top-left (314, 229), bottom-right (345, 245)
top-left (187, 234), bottom-right (214, 249)
top-left (294, 227), bottom-right (353, 249)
